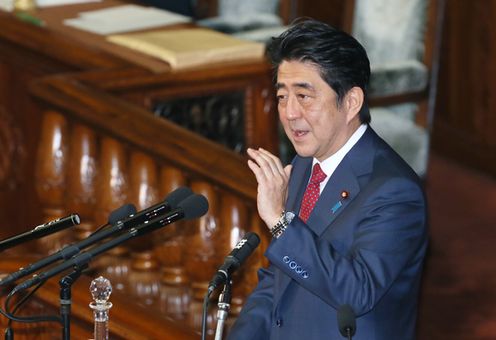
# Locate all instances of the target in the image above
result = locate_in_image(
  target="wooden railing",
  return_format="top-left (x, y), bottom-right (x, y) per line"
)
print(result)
top-left (0, 5), bottom-right (279, 337)
top-left (10, 70), bottom-right (273, 337)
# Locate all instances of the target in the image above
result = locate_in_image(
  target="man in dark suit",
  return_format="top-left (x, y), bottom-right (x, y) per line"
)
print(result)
top-left (228, 19), bottom-right (427, 340)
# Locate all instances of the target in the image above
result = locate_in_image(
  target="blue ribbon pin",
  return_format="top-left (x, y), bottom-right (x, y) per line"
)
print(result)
top-left (331, 201), bottom-right (343, 214)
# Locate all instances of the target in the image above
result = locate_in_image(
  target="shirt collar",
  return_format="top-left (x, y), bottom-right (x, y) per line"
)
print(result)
top-left (313, 124), bottom-right (368, 181)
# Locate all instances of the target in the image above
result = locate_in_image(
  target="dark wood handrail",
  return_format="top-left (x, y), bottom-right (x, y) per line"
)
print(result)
top-left (29, 74), bottom-right (258, 201)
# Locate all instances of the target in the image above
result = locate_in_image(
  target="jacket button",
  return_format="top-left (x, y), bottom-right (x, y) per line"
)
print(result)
top-left (276, 319), bottom-right (283, 327)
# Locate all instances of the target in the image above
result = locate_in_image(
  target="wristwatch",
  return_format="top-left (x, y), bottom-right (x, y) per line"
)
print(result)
top-left (271, 211), bottom-right (295, 239)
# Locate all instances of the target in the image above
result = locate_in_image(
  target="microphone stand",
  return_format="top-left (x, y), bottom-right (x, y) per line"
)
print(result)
top-left (214, 279), bottom-right (232, 340)
top-left (59, 264), bottom-right (87, 340)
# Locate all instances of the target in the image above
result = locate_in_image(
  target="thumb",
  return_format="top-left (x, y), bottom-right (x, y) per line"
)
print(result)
top-left (284, 164), bottom-right (293, 178)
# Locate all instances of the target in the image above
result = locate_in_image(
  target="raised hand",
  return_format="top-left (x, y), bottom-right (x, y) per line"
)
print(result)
top-left (247, 147), bottom-right (292, 229)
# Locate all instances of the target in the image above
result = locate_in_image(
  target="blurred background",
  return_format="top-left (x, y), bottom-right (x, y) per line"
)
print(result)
top-left (0, 0), bottom-right (495, 339)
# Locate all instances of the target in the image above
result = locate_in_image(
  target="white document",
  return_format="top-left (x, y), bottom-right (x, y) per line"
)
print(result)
top-left (63, 4), bottom-right (191, 35)
top-left (0, 0), bottom-right (13, 11)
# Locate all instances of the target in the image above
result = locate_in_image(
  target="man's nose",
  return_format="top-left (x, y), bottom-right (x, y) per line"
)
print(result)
top-left (285, 95), bottom-right (301, 120)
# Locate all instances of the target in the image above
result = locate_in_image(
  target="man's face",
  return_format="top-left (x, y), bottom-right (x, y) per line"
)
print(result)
top-left (277, 60), bottom-right (359, 161)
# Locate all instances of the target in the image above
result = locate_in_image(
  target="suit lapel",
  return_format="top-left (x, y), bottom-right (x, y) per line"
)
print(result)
top-left (308, 128), bottom-right (377, 235)
top-left (306, 161), bottom-right (361, 237)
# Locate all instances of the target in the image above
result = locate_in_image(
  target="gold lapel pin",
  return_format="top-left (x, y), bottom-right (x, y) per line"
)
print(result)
top-left (341, 190), bottom-right (349, 199)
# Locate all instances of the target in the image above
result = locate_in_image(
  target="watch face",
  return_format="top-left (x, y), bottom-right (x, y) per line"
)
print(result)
top-left (284, 211), bottom-right (296, 224)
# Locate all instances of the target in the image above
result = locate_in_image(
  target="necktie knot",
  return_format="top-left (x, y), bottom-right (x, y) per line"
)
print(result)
top-left (309, 163), bottom-right (327, 185)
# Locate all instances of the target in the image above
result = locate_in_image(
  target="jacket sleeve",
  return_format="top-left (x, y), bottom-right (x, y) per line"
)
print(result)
top-left (227, 265), bottom-right (275, 340)
top-left (265, 177), bottom-right (427, 316)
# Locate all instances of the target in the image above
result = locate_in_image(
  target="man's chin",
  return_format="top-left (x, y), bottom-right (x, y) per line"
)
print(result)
top-left (293, 147), bottom-right (315, 159)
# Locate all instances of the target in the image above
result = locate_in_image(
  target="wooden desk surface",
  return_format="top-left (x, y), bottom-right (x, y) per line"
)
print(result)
top-left (3, 0), bottom-right (267, 73)
top-left (33, 0), bottom-right (187, 72)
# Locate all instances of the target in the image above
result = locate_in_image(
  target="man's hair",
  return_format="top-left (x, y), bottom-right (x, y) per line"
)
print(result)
top-left (267, 19), bottom-right (371, 124)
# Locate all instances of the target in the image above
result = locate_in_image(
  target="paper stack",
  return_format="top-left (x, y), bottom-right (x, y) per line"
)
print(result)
top-left (107, 28), bottom-right (266, 70)
top-left (64, 4), bottom-right (191, 35)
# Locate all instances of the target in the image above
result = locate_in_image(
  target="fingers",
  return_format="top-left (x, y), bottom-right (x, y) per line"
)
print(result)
top-left (247, 147), bottom-right (285, 177)
top-left (247, 159), bottom-right (265, 183)
top-left (246, 148), bottom-right (292, 228)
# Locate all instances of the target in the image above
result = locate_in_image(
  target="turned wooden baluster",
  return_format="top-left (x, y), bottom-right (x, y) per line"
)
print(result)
top-left (66, 124), bottom-right (98, 242)
top-left (35, 110), bottom-right (69, 254)
top-left (183, 181), bottom-right (219, 335)
top-left (126, 152), bottom-right (161, 307)
top-left (94, 137), bottom-right (130, 291)
top-left (155, 166), bottom-right (190, 319)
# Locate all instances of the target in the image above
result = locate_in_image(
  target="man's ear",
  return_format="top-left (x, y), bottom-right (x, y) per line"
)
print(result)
top-left (343, 87), bottom-right (364, 123)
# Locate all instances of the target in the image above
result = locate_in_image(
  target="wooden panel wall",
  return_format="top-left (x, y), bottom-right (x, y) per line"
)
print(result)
top-left (431, 0), bottom-right (496, 176)
top-left (293, 0), bottom-right (348, 27)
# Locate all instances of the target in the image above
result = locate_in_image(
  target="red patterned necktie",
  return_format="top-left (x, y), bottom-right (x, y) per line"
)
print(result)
top-left (299, 163), bottom-right (327, 222)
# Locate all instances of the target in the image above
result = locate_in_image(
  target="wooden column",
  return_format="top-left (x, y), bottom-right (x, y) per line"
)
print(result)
top-left (127, 152), bottom-right (161, 306)
top-left (156, 166), bottom-right (190, 319)
top-left (35, 110), bottom-right (68, 253)
top-left (184, 181), bottom-right (219, 334)
top-left (66, 124), bottom-right (98, 241)
top-left (94, 137), bottom-right (131, 291)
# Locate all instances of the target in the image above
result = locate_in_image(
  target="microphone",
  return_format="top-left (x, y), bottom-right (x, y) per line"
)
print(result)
top-left (337, 304), bottom-right (356, 339)
top-left (0, 204), bottom-right (135, 287)
top-left (88, 186), bottom-right (192, 237)
top-left (114, 186), bottom-right (193, 229)
top-left (12, 194), bottom-right (208, 293)
top-left (207, 232), bottom-right (260, 295)
top-left (0, 187), bottom-right (192, 287)
top-left (108, 203), bottom-right (137, 226)
top-left (0, 214), bottom-right (80, 252)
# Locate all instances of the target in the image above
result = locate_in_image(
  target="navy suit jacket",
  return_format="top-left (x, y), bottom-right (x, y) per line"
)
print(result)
top-left (228, 127), bottom-right (428, 340)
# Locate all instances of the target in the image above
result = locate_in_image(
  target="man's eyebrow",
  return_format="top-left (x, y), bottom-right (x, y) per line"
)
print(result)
top-left (276, 82), bottom-right (314, 90)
